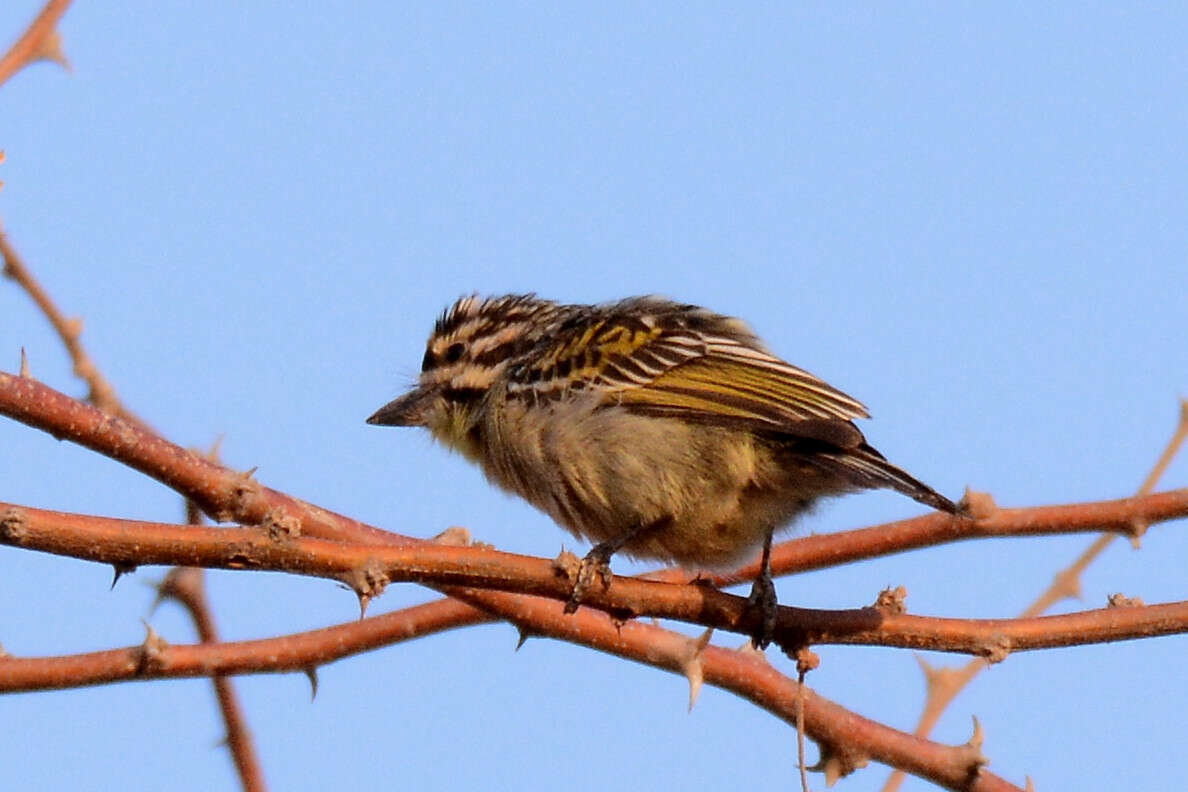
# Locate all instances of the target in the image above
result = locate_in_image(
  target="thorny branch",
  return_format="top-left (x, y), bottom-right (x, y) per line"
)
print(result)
top-left (9, 369), bottom-right (1182, 791)
top-left (0, 588), bottom-right (1022, 792)
top-left (880, 399), bottom-right (1188, 792)
top-left (1, 229), bottom-right (142, 425)
top-left (0, 343), bottom-right (1040, 791)
top-left (0, 0), bottom-right (72, 88)
top-left (2, 306), bottom-right (1186, 790)
top-left (3, 218), bottom-right (264, 789)
top-left (2, 7), bottom-right (1179, 791)
top-left (155, 567), bottom-right (267, 792)
top-left (3, 492), bottom-right (1188, 657)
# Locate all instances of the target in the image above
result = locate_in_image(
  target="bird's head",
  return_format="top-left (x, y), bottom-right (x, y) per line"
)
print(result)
top-left (367, 294), bottom-right (562, 456)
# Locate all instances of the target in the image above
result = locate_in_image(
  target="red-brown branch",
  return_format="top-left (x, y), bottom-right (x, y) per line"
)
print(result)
top-left (2, 370), bottom-right (1184, 790)
top-left (0, 594), bottom-right (1023, 792)
top-left (0, 370), bottom-right (405, 547)
top-left (0, 0), bottom-right (72, 88)
top-left (4, 499), bottom-right (1188, 656)
top-left (157, 568), bottom-right (267, 792)
top-left (880, 399), bottom-right (1188, 792)
top-left (1, 228), bottom-right (143, 425)
top-left (0, 598), bottom-right (484, 692)
top-left (673, 490), bottom-right (1184, 587)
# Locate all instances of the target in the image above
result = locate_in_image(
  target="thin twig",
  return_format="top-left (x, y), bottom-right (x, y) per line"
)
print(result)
top-left (0, 598), bottom-right (486, 692)
top-left (881, 400), bottom-right (1188, 792)
top-left (156, 568), bottom-right (268, 792)
top-left (3, 229), bottom-right (267, 789)
top-left (0, 0), bottom-right (73, 88)
top-left (795, 648), bottom-right (819, 792)
top-left (0, 230), bottom-right (143, 425)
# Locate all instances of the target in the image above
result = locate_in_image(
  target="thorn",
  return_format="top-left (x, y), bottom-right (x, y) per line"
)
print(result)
top-left (978, 634), bottom-right (1011, 664)
top-left (1025, 775), bottom-right (1036, 792)
top-left (344, 561), bottom-right (389, 620)
top-left (149, 568), bottom-right (203, 615)
top-left (19, 347), bottom-right (29, 377)
top-left (1108, 593), bottom-right (1145, 608)
top-left (207, 435), bottom-right (225, 462)
top-left (551, 548), bottom-right (580, 581)
top-left (1127, 518), bottom-right (1147, 549)
top-left (141, 619), bottom-right (161, 643)
top-left (736, 638), bottom-right (770, 661)
top-left (685, 659), bottom-right (704, 712)
top-left (225, 468), bottom-right (263, 523)
top-left (264, 508), bottom-right (301, 540)
top-left (514, 625), bottom-right (534, 651)
top-left (1051, 568), bottom-right (1082, 602)
top-left (0, 642), bottom-right (10, 659)
top-left (304, 666), bottom-right (319, 700)
top-left (966, 715), bottom-right (984, 751)
top-left (681, 628), bottom-right (713, 712)
top-left (959, 715), bottom-right (990, 774)
top-left (959, 488), bottom-right (997, 519)
top-left (146, 579), bottom-right (166, 616)
top-left (917, 658), bottom-right (967, 698)
top-left (914, 653), bottom-right (939, 684)
top-left (873, 585), bottom-right (907, 613)
top-left (823, 756), bottom-right (843, 787)
top-left (111, 562), bottom-right (136, 589)
top-left (33, 30), bottom-right (70, 71)
top-left (809, 744), bottom-right (868, 786)
top-left (231, 467), bottom-right (260, 498)
top-left (432, 526), bottom-right (472, 546)
top-left (138, 619), bottom-right (169, 672)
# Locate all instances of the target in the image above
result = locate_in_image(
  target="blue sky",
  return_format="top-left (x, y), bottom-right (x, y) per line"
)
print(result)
top-left (2, 3), bottom-right (1186, 790)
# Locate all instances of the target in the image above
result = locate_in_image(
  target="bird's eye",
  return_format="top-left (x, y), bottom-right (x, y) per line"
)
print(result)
top-left (445, 343), bottom-right (466, 363)
top-left (421, 349), bottom-right (437, 372)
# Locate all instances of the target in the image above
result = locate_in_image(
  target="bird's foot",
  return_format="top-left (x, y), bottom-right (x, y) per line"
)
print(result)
top-left (745, 572), bottom-right (778, 649)
top-left (564, 543), bottom-right (615, 614)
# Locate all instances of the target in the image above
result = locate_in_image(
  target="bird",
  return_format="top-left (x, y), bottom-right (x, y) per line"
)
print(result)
top-left (368, 294), bottom-right (958, 647)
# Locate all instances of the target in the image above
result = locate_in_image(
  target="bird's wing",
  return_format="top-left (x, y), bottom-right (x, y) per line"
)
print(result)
top-left (506, 300), bottom-right (870, 446)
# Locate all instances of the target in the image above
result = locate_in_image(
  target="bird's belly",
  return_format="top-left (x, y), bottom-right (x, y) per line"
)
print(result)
top-left (480, 404), bottom-right (822, 570)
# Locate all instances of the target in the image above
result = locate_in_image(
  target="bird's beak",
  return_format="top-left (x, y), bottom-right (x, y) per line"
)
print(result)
top-left (367, 387), bottom-right (435, 427)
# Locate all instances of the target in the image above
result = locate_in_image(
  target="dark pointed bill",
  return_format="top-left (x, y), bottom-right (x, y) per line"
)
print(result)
top-left (366, 387), bottom-right (434, 427)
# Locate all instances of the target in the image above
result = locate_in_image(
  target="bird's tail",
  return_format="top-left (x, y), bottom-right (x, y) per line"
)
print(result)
top-left (812, 443), bottom-right (959, 514)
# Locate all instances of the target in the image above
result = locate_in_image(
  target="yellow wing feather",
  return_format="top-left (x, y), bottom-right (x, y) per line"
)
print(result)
top-left (508, 299), bottom-right (869, 440)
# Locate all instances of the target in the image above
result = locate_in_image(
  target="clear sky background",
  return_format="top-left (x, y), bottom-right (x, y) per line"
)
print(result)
top-left (2, 4), bottom-right (1186, 790)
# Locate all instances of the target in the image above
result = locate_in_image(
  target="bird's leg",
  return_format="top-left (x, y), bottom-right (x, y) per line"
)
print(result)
top-left (565, 517), bottom-right (671, 614)
top-left (745, 527), bottom-right (778, 649)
